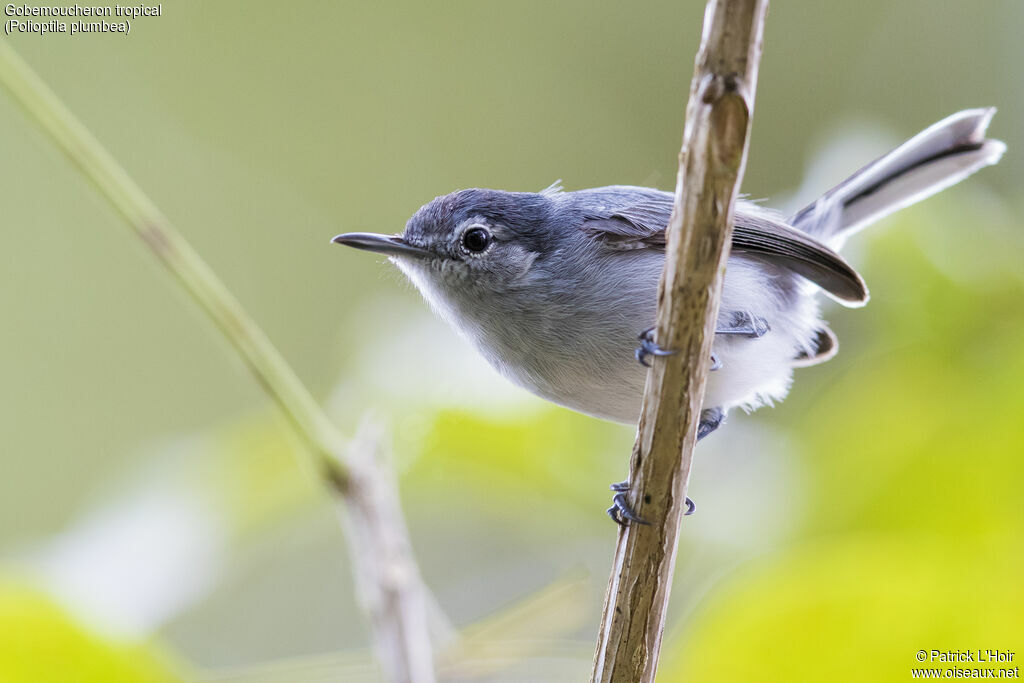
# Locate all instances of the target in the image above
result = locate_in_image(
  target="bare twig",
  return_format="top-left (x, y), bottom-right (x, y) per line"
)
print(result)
top-left (590, 1), bottom-right (768, 681)
top-left (0, 41), bottom-right (436, 683)
top-left (335, 420), bottom-right (439, 682)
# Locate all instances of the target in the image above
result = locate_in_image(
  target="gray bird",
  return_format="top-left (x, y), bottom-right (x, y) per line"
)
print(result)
top-left (333, 109), bottom-right (1003, 523)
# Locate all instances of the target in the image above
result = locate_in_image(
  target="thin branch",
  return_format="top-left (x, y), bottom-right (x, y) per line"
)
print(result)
top-left (590, 1), bottom-right (768, 681)
top-left (0, 40), bottom-right (345, 486)
top-left (0, 41), bottom-right (437, 683)
top-left (335, 420), bottom-right (439, 682)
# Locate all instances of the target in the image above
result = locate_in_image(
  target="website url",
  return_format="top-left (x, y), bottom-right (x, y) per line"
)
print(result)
top-left (912, 667), bottom-right (1020, 679)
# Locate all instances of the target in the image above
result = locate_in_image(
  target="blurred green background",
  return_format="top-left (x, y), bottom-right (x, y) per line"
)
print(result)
top-left (2, 1), bottom-right (1022, 681)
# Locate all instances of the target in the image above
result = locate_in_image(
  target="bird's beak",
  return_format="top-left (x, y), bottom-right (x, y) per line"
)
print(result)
top-left (330, 232), bottom-right (431, 259)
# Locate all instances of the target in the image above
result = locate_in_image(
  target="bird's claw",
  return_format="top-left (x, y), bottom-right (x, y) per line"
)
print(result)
top-left (607, 491), bottom-right (650, 525)
top-left (607, 480), bottom-right (695, 525)
top-left (636, 328), bottom-right (723, 371)
top-left (716, 311), bottom-right (770, 337)
top-left (635, 327), bottom-right (675, 367)
top-left (698, 407), bottom-right (724, 440)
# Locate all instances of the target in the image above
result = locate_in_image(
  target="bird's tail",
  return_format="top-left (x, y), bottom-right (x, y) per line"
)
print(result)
top-left (788, 108), bottom-right (1005, 248)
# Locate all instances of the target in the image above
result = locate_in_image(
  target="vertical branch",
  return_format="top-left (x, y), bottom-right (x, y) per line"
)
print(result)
top-left (591, 1), bottom-right (768, 681)
top-left (0, 41), bottom-right (437, 683)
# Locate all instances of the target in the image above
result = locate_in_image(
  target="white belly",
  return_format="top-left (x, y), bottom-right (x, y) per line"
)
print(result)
top-left (476, 259), bottom-right (821, 423)
top-left (403, 253), bottom-right (823, 424)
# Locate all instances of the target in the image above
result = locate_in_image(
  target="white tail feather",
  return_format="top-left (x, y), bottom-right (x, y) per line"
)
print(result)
top-left (790, 108), bottom-right (1005, 248)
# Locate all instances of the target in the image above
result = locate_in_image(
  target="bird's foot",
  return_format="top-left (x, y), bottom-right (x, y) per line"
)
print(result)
top-left (635, 327), bottom-right (675, 367)
top-left (698, 407), bottom-right (725, 440)
top-left (607, 480), bottom-right (695, 526)
top-left (635, 328), bottom-right (721, 370)
top-left (605, 408), bottom-right (723, 525)
top-left (716, 311), bottom-right (770, 337)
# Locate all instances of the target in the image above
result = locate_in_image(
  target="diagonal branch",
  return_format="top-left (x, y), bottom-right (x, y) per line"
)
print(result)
top-left (0, 41), bottom-right (437, 683)
top-left (590, 1), bottom-right (768, 681)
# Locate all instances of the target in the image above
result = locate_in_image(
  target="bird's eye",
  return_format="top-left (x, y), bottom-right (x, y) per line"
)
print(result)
top-left (462, 227), bottom-right (491, 253)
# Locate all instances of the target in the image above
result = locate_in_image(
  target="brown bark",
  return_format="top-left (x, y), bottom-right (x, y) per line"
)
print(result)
top-left (590, 1), bottom-right (768, 680)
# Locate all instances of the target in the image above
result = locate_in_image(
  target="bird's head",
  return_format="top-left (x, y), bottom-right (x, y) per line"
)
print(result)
top-left (333, 189), bottom-right (558, 301)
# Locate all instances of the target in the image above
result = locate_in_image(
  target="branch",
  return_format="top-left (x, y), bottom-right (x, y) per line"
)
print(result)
top-left (590, 1), bottom-right (768, 681)
top-left (335, 419), bottom-right (441, 682)
top-left (0, 41), bottom-right (437, 683)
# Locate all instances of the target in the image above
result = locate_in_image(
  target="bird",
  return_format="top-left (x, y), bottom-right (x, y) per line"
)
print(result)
top-left (333, 109), bottom-right (1004, 523)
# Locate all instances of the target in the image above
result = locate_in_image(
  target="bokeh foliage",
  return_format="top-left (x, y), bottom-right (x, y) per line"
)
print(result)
top-left (0, 578), bottom-right (184, 682)
top-left (662, 210), bottom-right (1024, 681)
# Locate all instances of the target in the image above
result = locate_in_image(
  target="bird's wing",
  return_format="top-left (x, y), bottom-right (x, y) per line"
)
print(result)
top-left (578, 188), bottom-right (869, 305)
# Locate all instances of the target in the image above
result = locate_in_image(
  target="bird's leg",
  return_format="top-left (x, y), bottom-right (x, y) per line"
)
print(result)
top-left (635, 327), bottom-right (721, 371)
top-left (715, 311), bottom-right (770, 337)
top-left (607, 480), bottom-right (695, 526)
top-left (605, 409), bottom-right (722, 525)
